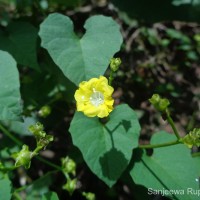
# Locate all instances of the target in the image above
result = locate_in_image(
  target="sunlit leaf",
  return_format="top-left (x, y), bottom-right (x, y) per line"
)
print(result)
top-left (130, 132), bottom-right (200, 200)
top-left (39, 13), bottom-right (122, 85)
top-left (69, 104), bottom-right (140, 187)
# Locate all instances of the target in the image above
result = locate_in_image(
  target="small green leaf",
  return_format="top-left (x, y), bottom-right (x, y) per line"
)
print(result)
top-left (130, 132), bottom-right (200, 200)
top-left (2, 114), bottom-right (37, 136)
top-left (26, 171), bottom-right (54, 200)
top-left (0, 50), bottom-right (22, 121)
top-left (42, 192), bottom-right (59, 200)
top-left (0, 21), bottom-right (39, 70)
top-left (69, 104), bottom-right (141, 187)
top-left (39, 13), bottom-right (122, 85)
top-left (0, 174), bottom-right (12, 200)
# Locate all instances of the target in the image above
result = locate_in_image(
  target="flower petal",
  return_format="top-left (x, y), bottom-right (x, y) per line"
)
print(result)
top-left (74, 76), bottom-right (114, 118)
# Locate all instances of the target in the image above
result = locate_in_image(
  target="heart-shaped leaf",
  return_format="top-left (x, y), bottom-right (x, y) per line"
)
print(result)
top-left (39, 13), bottom-right (122, 85)
top-left (130, 132), bottom-right (200, 200)
top-left (69, 104), bottom-right (141, 187)
top-left (0, 50), bottom-right (22, 121)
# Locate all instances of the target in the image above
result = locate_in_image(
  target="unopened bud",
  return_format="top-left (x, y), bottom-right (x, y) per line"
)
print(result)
top-left (12, 145), bottom-right (32, 169)
top-left (82, 192), bottom-right (96, 200)
top-left (62, 157), bottom-right (76, 176)
top-left (38, 106), bottom-right (51, 118)
top-left (28, 122), bottom-right (48, 142)
top-left (158, 98), bottom-right (170, 111)
top-left (29, 122), bottom-right (44, 135)
top-left (37, 134), bottom-right (54, 148)
top-left (149, 94), bottom-right (160, 105)
top-left (180, 128), bottom-right (200, 148)
top-left (63, 178), bottom-right (77, 195)
top-left (110, 58), bottom-right (121, 72)
top-left (149, 94), bottom-right (170, 112)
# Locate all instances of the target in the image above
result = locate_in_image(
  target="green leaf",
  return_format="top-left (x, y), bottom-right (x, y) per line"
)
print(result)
top-left (2, 114), bottom-right (37, 136)
top-left (42, 192), bottom-right (59, 200)
top-left (0, 21), bottom-right (39, 70)
top-left (69, 104), bottom-right (141, 187)
top-left (130, 132), bottom-right (200, 200)
top-left (0, 50), bottom-right (22, 121)
top-left (39, 13), bottom-right (122, 86)
top-left (0, 174), bottom-right (12, 200)
top-left (26, 171), bottom-right (54, 200)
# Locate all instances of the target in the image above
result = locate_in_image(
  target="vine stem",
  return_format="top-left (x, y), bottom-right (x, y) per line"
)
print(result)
top-left (108, 70), bottom-right (114, 86)
top-left (139, 140), bottom-right (180, 149)
top-left (0, 123), bottom-right (62, 171)
top-left (36, 156), bottom-right (62, 171)
top-left (138, 109), bottom-right (182, 149)
top-left (166, 109), bottom-right (181, 140)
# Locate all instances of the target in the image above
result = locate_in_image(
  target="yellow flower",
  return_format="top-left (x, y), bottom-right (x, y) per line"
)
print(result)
top-left (74, 76), bottom-right (114, 118)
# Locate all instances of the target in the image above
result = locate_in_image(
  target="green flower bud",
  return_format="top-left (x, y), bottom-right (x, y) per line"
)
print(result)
top-left (38, 105), bottom-right (51, 118)
top-left (63, 178), bottom-right (77, 195)
top-left (37, 134), bottom-right (54, 149)
top-left (61, 157), bottom-right (76, 176)
top-left (12, 145), bottom-right (32, 169)
top-left (35, 122), bottom-right (44, 130)
top-left (158, 98), bottom-right (170, 111)
top-left (181, 128), bottom-right (200, 148)
top-left (38, 130), bottom-right (46, 138)
top-left (110, 58), bottom-right (121, 72)
top-left (180, 135), bottom-right (193, 148)
top-left (82, 192), bottom-right (96, 200)
top-left (29, 122), bottom-right (44, 134)
top-left (149, 94), bottom-right (170, 112)
top-left (149, 94), bottom-right (160, 105)
top-left (28, 122), bottom-right (48, 143)
top-left (28, 125), bottom-right (36, 133)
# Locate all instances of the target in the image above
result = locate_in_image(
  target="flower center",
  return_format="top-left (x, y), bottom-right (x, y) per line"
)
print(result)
top-left (90, 91), bottom-right (104, 106)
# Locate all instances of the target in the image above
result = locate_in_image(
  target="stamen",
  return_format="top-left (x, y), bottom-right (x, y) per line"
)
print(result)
top-left (90, 91), bottom-right (104, 106)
